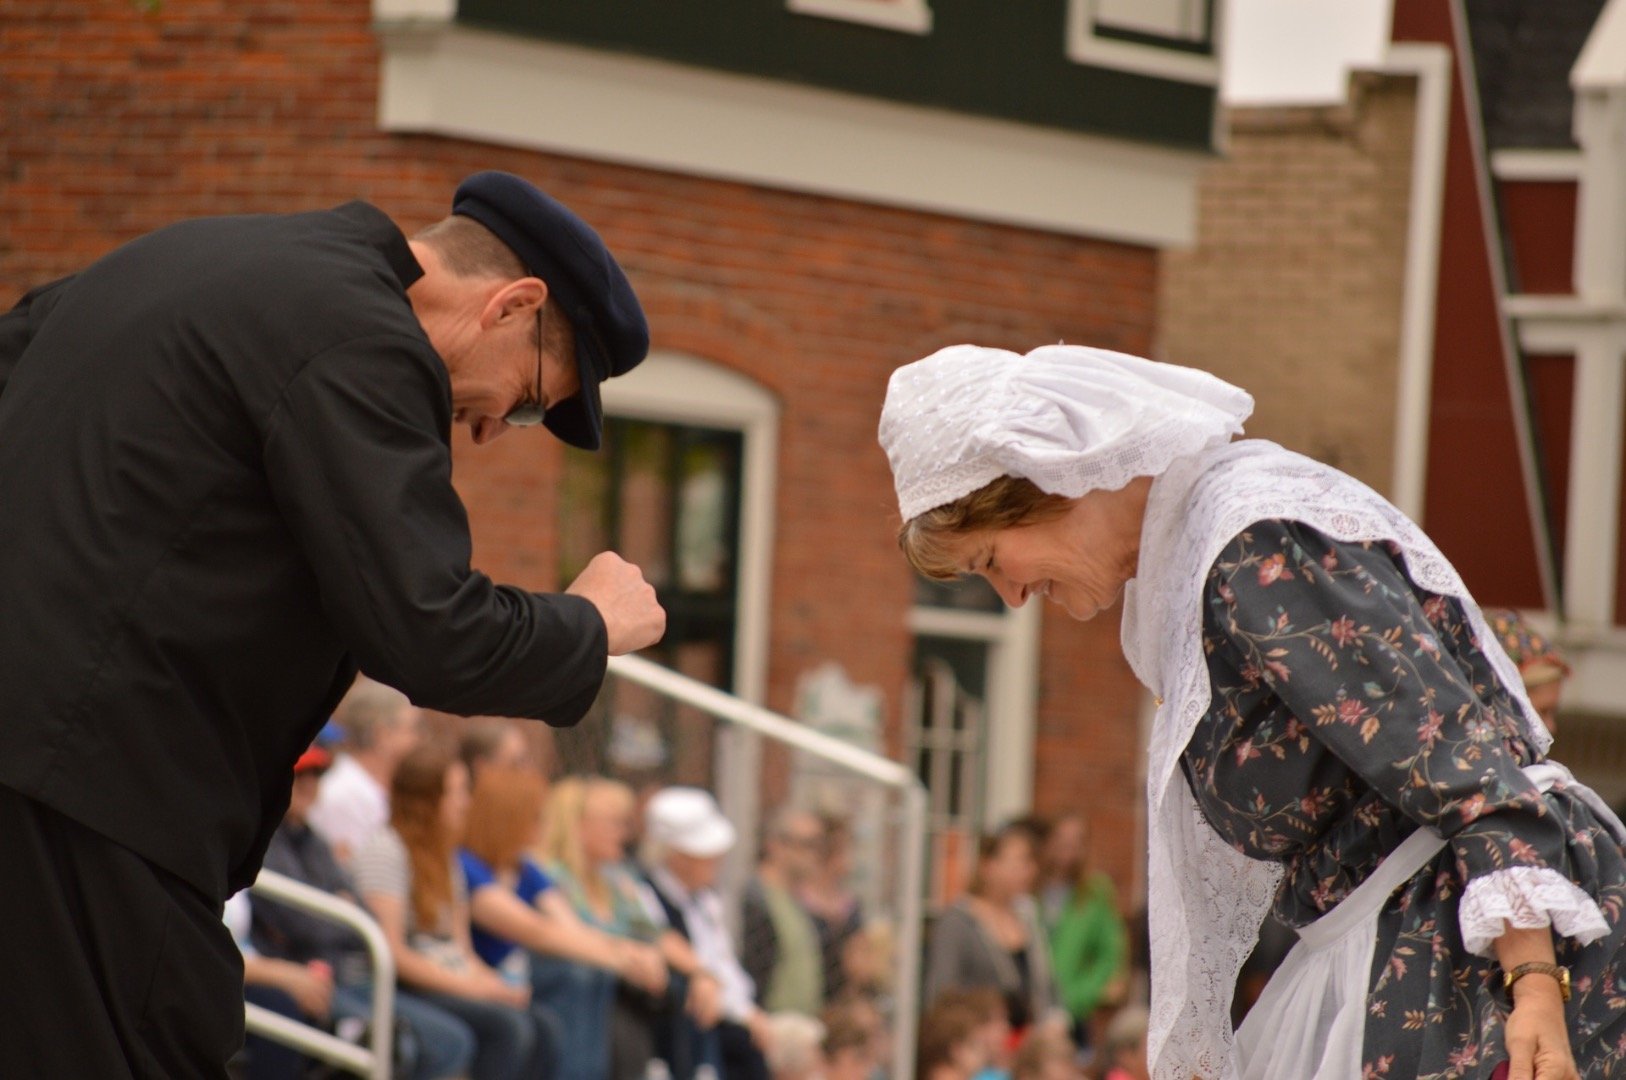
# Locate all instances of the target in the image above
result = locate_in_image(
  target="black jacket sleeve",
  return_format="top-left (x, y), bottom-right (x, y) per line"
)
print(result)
top-left (0, 277), bottom-right (75, 398)
top-left (261, 333), bottom-right (607, 723)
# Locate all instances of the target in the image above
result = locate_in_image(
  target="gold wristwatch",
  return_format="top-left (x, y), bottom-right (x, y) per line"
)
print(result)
top-left (1502, 961), bottom-right (1572, 1002)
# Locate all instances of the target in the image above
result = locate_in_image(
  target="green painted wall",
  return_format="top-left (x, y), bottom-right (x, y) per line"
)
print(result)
top-left (456, 0), bottom-right (1217, 151)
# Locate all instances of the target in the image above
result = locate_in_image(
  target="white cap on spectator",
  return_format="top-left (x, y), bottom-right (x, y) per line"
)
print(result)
top-left (646, 787), bottom-right (736, 858)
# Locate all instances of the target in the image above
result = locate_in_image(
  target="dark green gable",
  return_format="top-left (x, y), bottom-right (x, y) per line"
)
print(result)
top-left (455, 0), bottom-right (1218, 152)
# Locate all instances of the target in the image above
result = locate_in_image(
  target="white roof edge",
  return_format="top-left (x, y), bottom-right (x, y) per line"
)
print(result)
top-left (1573, 0), bottom-right (1626, 90)
top-left (1491, 149), bottom-right (1584, 181)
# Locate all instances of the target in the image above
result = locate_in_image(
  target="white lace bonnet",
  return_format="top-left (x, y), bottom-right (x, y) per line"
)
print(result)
top-left (879, 343), bottom-right (1256, 521)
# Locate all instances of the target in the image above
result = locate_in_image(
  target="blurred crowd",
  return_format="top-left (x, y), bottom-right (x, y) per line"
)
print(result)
top-left (916, 815), bottom-right (1145, 1080)
top-left (228, 678), bottom-right (896, 1080)
top-left (225, 601), bottom-right (1577, 1080)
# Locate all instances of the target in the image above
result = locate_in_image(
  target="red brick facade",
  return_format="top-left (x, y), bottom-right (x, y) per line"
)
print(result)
top-left (4, 0), bottom-right (1158, 891)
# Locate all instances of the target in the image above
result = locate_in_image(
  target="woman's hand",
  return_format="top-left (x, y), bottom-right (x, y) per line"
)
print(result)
top-left (277, 961), bottom-right (334, 1021)
top-left (617, 942), bottom-right (668, 995)
top-left (1494, 926), bottom-right (1577, 1080)
top-left (685, 971), bottom-right (723, 1029)
top-left (470, 967), bottom-right (531, 1009)
top-left (1505, 976), bottom-right (1578, 1080)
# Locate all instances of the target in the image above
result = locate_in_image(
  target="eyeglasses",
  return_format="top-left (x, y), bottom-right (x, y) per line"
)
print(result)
top-left (503, 309), bottom-right (547, 427)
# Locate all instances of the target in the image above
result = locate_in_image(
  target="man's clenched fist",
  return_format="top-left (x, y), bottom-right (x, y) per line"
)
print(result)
top-left (566, 552), bottom-right (667, 655)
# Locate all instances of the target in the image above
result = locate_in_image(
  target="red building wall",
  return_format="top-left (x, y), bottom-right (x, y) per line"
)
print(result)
top-left (1393, 0), bottom-right (1553, 609)
top-left (3, 0), bottom-right (1156, 885)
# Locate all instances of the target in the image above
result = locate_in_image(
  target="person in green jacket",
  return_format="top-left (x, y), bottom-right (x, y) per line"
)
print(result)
top-left (1032, 813), bottom-right (1129, 1049)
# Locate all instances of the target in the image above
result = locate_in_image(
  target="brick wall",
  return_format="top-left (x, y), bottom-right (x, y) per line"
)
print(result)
top-left (3, 0), bottom-right (1157, 890)
top-left (1160, 73), bottom-right (1418, 496)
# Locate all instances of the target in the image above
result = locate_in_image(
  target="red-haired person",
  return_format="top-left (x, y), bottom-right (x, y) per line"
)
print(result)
top-left (461, 766), bottom-right (666, 1079)
top-left (354, 745), bottom-right (552, 1080)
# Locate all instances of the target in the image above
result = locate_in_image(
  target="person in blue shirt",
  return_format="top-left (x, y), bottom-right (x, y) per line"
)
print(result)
top-left (461, 766), bottom-right (667, 1079)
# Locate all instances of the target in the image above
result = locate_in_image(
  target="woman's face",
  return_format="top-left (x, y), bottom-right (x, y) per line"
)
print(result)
top-left (981, 835), bottom-right (1039, 899)
top-left (579, 787), bottom-right (632, 865)
top-left (947, 479), bottom-right (1148, 622)
top-left (1044, 816), bottom-right (1087, 878)
top-left (440, 762), bottom-right (471, 838)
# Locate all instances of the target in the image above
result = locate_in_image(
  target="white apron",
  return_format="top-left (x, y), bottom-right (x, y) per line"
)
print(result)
top-left (1236, 763), bottom-right (1624, 1079)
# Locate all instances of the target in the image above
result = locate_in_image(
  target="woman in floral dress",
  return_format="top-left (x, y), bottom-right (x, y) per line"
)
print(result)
top-left (878, 343), bottom-right (1626, 1079)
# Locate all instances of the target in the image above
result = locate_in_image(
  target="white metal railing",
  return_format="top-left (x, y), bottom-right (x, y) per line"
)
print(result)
top-left (607, 652), bottom-right (929, 1080)
top-left (246, 869), bottom-right (396, 1079)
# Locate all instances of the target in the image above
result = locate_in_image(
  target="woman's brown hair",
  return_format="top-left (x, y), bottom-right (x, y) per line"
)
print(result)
top-left (916, 1001), bottom-right (981, 1080)
top-left (898, 476), bottom-right (1071, 581)
top-left (465, 766), bottom-right (546, 874)
top-left (390, 743), bottom-right (460, 932)
top-left (967, 821), bottom-right (1040, 899)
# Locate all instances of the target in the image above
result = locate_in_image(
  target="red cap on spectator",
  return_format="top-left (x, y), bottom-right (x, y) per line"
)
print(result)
top-left (293, 745), bottom-right (332, 774)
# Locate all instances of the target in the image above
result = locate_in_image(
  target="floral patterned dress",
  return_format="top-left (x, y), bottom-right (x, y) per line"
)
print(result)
top-left (1185, 519), bottom-right (1626, 1078)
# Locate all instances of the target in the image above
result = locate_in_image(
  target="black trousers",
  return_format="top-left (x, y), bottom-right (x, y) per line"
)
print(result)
top-left (0, 784), bottom-right (244, 1078)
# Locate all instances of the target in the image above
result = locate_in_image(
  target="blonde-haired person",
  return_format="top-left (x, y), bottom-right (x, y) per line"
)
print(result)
top-left (880, 344), bottom-right (1626, 1079)
top-left (923, 823), bottom-right (1059, 1040)
top-left (538, 776), bottom-right (722, 1078)
top-left (765, 1012), bottom-right (826, 1080)
top-left (353, 744), bottom-right (552, 1080)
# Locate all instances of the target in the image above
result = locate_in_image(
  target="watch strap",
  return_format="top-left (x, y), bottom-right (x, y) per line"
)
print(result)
top-left (1503, 961), bottom-right (1572, 1002)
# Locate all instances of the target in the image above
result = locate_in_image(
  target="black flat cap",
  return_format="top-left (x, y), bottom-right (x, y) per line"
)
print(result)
top-left (451, 171), bottom-right (649, 451)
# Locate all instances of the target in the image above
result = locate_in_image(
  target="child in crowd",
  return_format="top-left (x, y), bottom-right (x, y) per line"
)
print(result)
top-left (930, 988), bottom-right (1015, 1080)
top-left (765, 1012), bottom-right (826, 1080)
top-left (820, 1002), bottom-right (883, 1080)
top-left (1011, 1029), bottom-right (1080, 1080)
top-left (916, 1001), bottom-right (989, 1080)
top-left (1095, 1006), bottom-right (1148, 1080)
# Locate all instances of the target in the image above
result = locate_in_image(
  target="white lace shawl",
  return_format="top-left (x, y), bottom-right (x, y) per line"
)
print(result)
top-left (1121, 440), bottom-right (1569, 1080)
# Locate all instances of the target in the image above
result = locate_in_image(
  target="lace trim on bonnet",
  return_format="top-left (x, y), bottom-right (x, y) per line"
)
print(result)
top-left (1122, 440), bottom-right (1558, 1080)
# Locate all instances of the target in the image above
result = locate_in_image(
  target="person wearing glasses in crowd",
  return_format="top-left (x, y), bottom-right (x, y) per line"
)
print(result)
top-left (0, 170), bottom-right (667, 1077)
top-left (741, 807), bottom-right (827, 1017)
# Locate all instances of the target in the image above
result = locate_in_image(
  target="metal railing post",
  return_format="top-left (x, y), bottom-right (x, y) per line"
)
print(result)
top-left (247, 869), bottom-right (396, 1079)
top-left (892, 781), bottom-right (928, 1080)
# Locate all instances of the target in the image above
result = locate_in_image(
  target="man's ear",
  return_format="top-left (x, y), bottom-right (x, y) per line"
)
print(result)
top-left (480, 276), bottom-right (549, 330)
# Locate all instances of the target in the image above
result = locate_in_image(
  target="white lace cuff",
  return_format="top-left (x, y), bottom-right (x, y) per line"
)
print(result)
top-left (1458, 866), bottom-right (1610, 957)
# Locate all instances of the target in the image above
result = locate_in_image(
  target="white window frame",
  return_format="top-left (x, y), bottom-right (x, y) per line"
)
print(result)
top-left (598, 352), bottom-right (779, 844)
top-left (787, 0), bottom-right (932, 35)
top-left (906, 602), bottom-right (1041, 826)
top-left (1066, 0), bottom-right (1223, 86)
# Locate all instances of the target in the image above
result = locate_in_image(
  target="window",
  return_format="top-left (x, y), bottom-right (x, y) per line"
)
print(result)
top-left (907, 576), bottom-right (1039, 903)
top-left (1067, 0), bottom-right (1221, 84)
top-left (557, 417), bottom-right (743, 782)
top-left (786, 0), bottom-right (932, 35)
top-left (551, 353), bottom-right (778, 793)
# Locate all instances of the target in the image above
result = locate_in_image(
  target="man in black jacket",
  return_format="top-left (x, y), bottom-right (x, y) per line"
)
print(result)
top-left (0, 171), bottom-right (665, 1077)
